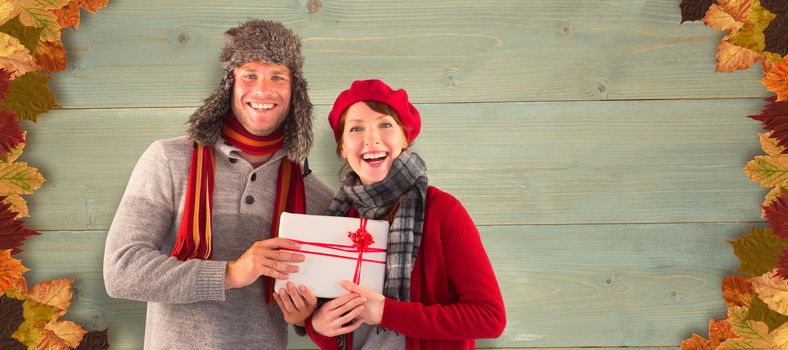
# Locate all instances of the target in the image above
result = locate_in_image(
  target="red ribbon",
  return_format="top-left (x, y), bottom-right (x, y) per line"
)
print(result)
top-left (282, 218), bottom-right (386, 285)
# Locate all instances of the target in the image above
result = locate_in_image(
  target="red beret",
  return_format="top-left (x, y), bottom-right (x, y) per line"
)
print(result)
top-left (328, 79), bottom-right (421, 143)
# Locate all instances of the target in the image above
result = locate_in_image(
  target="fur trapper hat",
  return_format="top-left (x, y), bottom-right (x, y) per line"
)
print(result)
top-left (187, 19), bottom-right (313, 162)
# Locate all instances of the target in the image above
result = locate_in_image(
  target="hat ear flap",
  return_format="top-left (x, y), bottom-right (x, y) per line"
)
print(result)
top-left (187, 71), bottom-right (233, 145)
top-left (282, 71), bottom-right (313, 162)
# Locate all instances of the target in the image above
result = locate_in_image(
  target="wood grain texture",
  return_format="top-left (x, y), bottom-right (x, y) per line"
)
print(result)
top-left (20, 99), bottom-right (764, 231)
top-left (51, 0), bottom-right (767, 109)
top-left (15, 223), bottom-right (741, 348)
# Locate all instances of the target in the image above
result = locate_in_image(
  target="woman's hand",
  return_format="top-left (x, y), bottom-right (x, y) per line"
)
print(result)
top-left (311, 292), bottom-right (367, 337)
top-left (340, 280), bottom-right (385, 325)
top-left (273, 282), bottom-right (317, 327)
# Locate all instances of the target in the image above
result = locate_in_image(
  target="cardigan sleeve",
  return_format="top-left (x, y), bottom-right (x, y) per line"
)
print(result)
top-left (103, 141), bottom-right (227, 304)
top-left (379, 196), bottom-right (506, 340)
top-left (304, 315), bottom-right (340, 350)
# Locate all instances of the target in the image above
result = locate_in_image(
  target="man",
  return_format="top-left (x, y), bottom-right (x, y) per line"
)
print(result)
top-left (103, 19), bottom-right (333, 349)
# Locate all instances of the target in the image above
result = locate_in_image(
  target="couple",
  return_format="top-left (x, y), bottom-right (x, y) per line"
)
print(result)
top-left (103, 19), bottom-right (505, 349)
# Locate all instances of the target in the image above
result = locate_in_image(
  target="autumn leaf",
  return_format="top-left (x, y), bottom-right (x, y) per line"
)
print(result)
top-left (0, 111), bottom-right (24, 157)
top-left (77, 0), bottom-right (109, 14)
top-left (752, 269), bottom-right (788, 315)
top-left (0, 33), bottom-right (35, 79)
top-left (761, 58), bottom-right (788, 100)
top-left (729, 226), bottom-right (788, 276)
top-left (704, 4), bottom-right (745, 32)
top-left (779, 247), bottom-right (788, 278)
top-left (750, 97), bottom-right (788, 152)
top-left (28, 279), bottom-right (72, 314)
top-left (729, 0), bottom-right (777, 53)
top-left (36, 329), bottom-right (70, 350)
top-left (720, 0), bottom-right (755, 22)
top-left (0, 132), bottom-right (24, 165)
top-left (763, 192), bottom-right (788, 239)
top-left (0, 72), bottom-right (57, 122)
top-left (717, 37), bottom-right (761, 72)
top-left (0, 69), bottom-right (9, 101)
top-left (761, 132), bottom-right (786, 155)
top-left (0, 161), bottom-right (45, 196)
top-left (7, 0), bottom-right (71, 42)
top-left (744, 154), bottom-right (788, 187)
top-left (746, 293), bottom-right (788, 331)
top-left (723, 275), bottom-right (755, 307)
top-left (0, 296), bottom-right (25, 350)
top-left (0, 198), bottom-right (38, 254)
top-left (12, 297), bottom-right (60, 348)
top-left (0, 17), bottom-right (42, 54)
top-left (0, 249), bottom-right (28, 291)
top-left (52, 1), bottom-right (79, 30)
top-left (41, 319), bottom-right (85, 348)
top-left (3, 195), bottom-right (28, 219)
top-left (681, 334), bottom-right (713, 350)
top-left (76, 329), bottom-right (108, 350)
top-left (681, 318), bottom-right (736, 350)
top-left (719, 306), bottom-right (781, 349)
top-left (762, 0), bottom-right (788, 14)
top-left (0, 2), bottom-right (14, 26)
top-left (764, 13), bottom-right (788, 56)
top-left (33, 40), bottom-right (65, 73)
top-left (680, 0), bottom-right (715, 23)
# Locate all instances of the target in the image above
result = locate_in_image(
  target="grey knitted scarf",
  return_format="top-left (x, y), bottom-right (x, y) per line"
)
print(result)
top-left (326, 150), bottom-right (428, 301)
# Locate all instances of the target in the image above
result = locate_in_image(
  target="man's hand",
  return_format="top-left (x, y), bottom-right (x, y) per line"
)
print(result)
top-left (273, 282), bottom-right (317, 326)
top-left (311, 292), bottom-right (367, 337)
top-left (224, 237), bottom-right (304, 290)
top-left (340, 280), bottom-right (385, 325)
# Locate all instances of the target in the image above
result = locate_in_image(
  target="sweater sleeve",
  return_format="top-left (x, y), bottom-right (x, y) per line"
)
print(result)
top-left (304, 315), bottom-right (340, 350)
top-left (103, 141), bottom-right (227, 304)
top-left (379, 197), bottom-right (506, 340)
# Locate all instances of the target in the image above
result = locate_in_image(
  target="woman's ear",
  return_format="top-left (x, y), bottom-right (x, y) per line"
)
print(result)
top-left (339, 145), bottom-right (347, 159)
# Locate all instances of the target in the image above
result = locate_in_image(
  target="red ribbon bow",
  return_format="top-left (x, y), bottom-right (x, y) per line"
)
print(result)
top-left (349, 218), bottom-right (374, 284)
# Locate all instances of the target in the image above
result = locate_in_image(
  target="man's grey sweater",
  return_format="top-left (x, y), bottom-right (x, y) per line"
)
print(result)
top-left (103, 136), bottom-right (334, 349)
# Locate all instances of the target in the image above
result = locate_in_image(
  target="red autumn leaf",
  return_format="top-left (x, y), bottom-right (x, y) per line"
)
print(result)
top-left (0, 296), bottom-right (25, 349)
top-left (76, 329), bottom-right (108, 350)
top-left (0, 196), bottom-right (38, 254)
top-left (764, 13), bottom-right (788, 56)
top-left (763, 192), bottom-right (788, 239)
top-left (778, 246), bottom-right (788, 278)
top-left (680, 0), bottom-right (716, 23)
top-left (0, 110), bottom-right (23, 156)
top-left (750, 96), bottom-right (788, 153)
top-left (0, 69), bottom-right (10, 102)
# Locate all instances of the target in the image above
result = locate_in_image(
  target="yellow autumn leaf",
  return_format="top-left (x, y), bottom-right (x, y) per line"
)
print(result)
top-left (704, 4), bottom-right (744, 32)
top-left (0, 161), bottom-right (45, 196)
top-left (13, 297), bottom-right (60, 348)
top-left (3, 194), bottom-right (29, 218)
top-left (773, 322), bottom-right (788, 348)
top-left (0, 138), bottom-right (24, 164)
top-left (11, 0), bottom-right (71, 42)
top-left (0, 248), bottom-right (28, 291)
top-left (0, 2), bottom-right (14, 26)
top-left (744, 155), bottom-right (788, 187)
top-left (729, 0), bottom-right (776, 53)
top-left (717, 0), bottom-right (753, 23)
top-left (760, 132), bottom-right (786, 156)
top-left (28, 279), bottom-right (72, 313)
top-left (718, 306), bottom-right (778, 350)
top-left (35, 329), bottom-right (69, 350)
top-left (717, 37), bottom-right (760, 72)
top-left (753, 269), bottom-right (788, 315)
top-left (0, 32), bottom-right (35, 79)
top-left (763, 186), bottom-right (785, 217)
top-left (42, 319), bottom-right (86, 348)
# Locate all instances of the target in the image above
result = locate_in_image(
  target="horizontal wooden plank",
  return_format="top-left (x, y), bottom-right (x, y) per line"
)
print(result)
top-left (19, 99), bottom-right (764, 231)
top-left (51, 0), bottom-right (765, 109)
top-left (15, 223), bottom-right (742, 348)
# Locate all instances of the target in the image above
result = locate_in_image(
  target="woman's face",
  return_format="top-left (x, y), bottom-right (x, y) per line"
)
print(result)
top-left (340, 101), bottom-right (408, 185)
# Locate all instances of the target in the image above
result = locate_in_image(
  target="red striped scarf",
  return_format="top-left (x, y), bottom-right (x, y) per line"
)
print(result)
top-left (171, 115), bottom-right (306, 301)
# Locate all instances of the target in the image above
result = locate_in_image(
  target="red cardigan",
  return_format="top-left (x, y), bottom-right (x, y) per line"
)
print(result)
top-left (305, 186), bottom-right (506, 349)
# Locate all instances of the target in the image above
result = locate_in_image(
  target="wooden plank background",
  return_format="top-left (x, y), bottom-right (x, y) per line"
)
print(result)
top-left (14, 0), bottom-right (767, 349)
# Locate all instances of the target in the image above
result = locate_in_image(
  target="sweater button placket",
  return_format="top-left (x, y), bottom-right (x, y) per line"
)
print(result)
top-left (245, 195), bottom-right (254, 204)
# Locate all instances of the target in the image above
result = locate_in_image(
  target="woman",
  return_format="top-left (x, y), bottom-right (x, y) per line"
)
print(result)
top-left (273, 79), bottom-right (506, 349)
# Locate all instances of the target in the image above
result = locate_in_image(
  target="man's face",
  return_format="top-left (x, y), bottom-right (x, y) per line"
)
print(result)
top-left (230, 61), bottom-right (292, 136)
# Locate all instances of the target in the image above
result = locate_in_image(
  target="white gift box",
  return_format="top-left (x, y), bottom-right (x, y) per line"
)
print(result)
top-left (274, 212), bottom-right (390, 298)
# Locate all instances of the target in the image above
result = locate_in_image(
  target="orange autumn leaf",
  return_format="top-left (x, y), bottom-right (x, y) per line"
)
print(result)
top-left (681, 334), bottom-right (714, 350)
top-left (78, 0), bottom-right (109, 13)
top-left (717, 37), bottom-right (760, 72)
top-left (704, 4), bottom-right (744, 32)
top-left (723, 275), bottom-right (755, 307)
top-left (0, 248), bottom-right (27, 291)
top-left (35, 328), bottom-right (69, 350)
top-left (52, 0), bottom-right (79, 29)
top-left (42, 319), bottom-right (85, 348)
top-left (28, 279), bottom-right (72, 313)
top-left (709, 318), bottom-right (737, 346)
top-left (718, 0), bottom-right (753, 23)
top-left (34, 40), bottom-right (66, 73)
top-left (761, 132), bottom-right (786, 156)
top-left (762, 57), bottom-right (788, 101)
